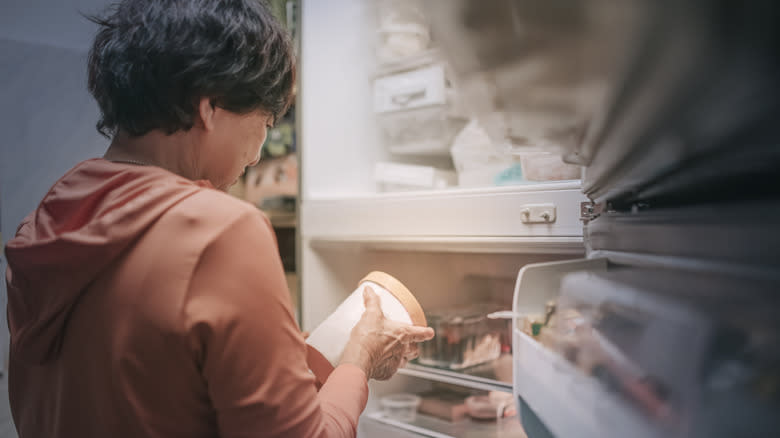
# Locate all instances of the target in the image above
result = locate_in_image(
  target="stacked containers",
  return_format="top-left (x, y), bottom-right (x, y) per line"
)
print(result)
top-left (374, 64), bottom-right (468, 156)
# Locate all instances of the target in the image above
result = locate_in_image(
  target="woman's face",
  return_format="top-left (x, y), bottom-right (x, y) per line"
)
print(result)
top-left (200, 106), bottom-right (273, 191)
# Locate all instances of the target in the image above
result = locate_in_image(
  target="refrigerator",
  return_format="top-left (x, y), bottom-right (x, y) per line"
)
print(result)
top-left (296, 1), bottom-right (780, 437)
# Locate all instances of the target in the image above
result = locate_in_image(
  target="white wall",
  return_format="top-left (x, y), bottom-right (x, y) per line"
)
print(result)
top-left (299, 0), bottom-right (385, 198)
top-left (0, 0), bottom-right (108, 51)
top-left (0, 0), bottom-right (112, 370)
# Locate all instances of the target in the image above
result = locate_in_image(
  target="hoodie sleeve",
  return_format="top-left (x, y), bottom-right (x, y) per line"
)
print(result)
top-left (182, 208), bottom-right (368, 438)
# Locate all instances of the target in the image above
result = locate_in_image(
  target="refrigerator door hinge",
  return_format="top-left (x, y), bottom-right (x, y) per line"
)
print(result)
top-left (580, 201), bottom-right (606, 223)
top-left (580, 201), bottom-right (594, 223)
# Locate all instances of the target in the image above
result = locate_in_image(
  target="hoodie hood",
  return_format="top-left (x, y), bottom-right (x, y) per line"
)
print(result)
top-left (5, 158), bottom-right (214, 364)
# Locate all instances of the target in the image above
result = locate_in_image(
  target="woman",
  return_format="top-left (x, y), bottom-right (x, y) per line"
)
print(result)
top-left (4, 1), bottom-right (434, 437)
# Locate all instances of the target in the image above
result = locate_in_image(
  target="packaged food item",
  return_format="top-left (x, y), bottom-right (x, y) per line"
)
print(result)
top-left (419, 304), bottom-right (503, 369)
top-left (417, 389), bottom-right (469, 422)
top-left (465, 391), bottom-right (516, 420)
top-left (381, 393), bottom-right (422, 422)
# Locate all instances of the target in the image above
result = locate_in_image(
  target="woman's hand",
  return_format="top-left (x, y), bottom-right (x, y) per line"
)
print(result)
top-left (339, 287), bottom-right (435, 380)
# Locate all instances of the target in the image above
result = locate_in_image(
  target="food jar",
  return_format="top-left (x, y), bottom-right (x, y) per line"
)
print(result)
top-left (381, 393), bottom-right (422, 422)
top-left (305, 271), bottom-right (427, 385)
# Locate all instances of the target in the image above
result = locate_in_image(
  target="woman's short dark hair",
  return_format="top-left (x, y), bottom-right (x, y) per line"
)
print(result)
top-left (87, 0), bottom-right (296, 138)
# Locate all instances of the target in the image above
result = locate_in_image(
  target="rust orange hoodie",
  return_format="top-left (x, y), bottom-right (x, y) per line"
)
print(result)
top-left (5, 158), bottom-right (368, 438)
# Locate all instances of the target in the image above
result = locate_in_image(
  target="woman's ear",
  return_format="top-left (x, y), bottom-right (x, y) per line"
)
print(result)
top-left (197, 97), bottom-right (216, 131)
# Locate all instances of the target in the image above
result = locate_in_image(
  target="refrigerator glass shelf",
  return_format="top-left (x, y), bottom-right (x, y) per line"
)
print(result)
top-left (398, 360), bottom-right (512, 394)
top-left (365, 411), bottom-right (527, 438)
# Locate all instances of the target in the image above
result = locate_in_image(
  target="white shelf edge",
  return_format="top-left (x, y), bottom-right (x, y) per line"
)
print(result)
top-left (398, 364), bottom-right (512, 393)
top-left (365, 412), bottom-right (455, 438)
top-left (305, 181), bottom-right (582, 201)
top-left (308, 236), bottom-right (584, 254)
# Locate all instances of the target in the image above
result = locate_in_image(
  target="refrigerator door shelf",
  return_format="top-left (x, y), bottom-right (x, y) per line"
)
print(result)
top-left (511, 259), bottom-right (780, 438)
top-left (513, 329), bottom-right (659, 438)
top-left (510, 259), bottom-right (662, 438)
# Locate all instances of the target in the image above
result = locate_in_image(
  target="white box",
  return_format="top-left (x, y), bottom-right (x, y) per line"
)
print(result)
top-left (374, 161), bottom-right (457, 192)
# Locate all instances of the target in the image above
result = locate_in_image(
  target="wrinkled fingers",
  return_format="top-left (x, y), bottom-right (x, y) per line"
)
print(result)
top-left (403, 343), bottom-right (420, 361)
top-left (398, 325), bottom-right (435, 343)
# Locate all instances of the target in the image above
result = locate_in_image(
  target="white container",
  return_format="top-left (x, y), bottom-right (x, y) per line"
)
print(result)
top-left (381, 393), bottom-right (422, 422)
top-left (519, 151), bottom-right (581, 181)
top-left (374, 64), bottom-right (447, 113)
top-left (375, 0), bottom-right (430, 65)
top-left (375, 161), bottom-right (457, 192)
top-left (305, 271), bottom-right (427, 384)
top-left (378, 104), bottom-right (468, 155)
top-left (376, 23), bottom-right (431, 65)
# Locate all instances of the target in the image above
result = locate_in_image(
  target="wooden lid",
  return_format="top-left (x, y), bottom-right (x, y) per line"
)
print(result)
top-left (359, 271), bottom-right (427, 327)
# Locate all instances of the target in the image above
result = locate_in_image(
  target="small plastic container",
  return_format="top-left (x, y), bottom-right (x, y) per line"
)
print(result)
top-left (378, 104), bottom-right (468, 155)
top-left (381, 393), bottom-right (422, 422)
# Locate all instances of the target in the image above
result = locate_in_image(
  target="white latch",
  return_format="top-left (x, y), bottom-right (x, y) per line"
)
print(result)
top-left (520, 203), bottom-right (556, 224)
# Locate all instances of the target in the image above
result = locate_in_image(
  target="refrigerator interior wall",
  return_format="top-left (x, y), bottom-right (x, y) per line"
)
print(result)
top-left (299, 0), bottom-right (386, 198)
top-left (300, 244), bottom-right (579, 433)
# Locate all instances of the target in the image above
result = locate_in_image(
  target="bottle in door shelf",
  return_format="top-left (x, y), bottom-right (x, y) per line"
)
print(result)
top-left (520, 299), bottom-right (557, 340)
